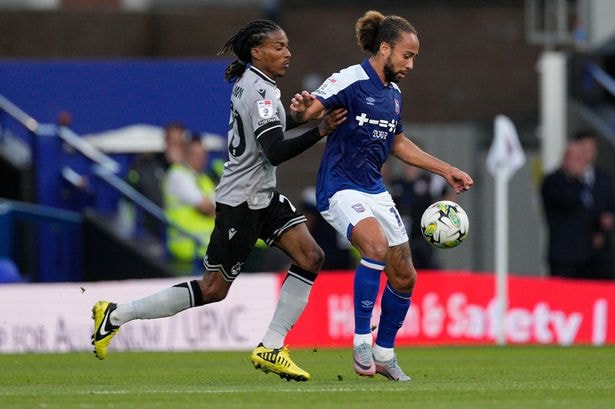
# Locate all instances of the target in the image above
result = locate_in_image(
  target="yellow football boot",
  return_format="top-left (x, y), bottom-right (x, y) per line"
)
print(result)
top-left (250, 343), bottom-right (310, 381)
top-left (91, 301), bottom-right (120, 360)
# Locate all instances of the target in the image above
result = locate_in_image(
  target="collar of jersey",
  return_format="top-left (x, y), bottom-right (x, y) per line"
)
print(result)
top-left (361, 59), bottom-right (389, 90)
top-left (249, 66), bottom-right (276, 86)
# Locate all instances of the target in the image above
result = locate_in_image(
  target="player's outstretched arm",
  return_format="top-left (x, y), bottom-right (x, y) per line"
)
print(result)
top-left (391, 133), bottom-right (473, 194)
top-left (259, 107), bottom-right (346, 166)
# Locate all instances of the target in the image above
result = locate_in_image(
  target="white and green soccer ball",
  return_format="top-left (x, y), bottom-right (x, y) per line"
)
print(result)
top-left (420, 200), bottom-right (469, 249)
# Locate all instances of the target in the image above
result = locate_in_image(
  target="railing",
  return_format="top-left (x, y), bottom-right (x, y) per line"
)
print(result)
top-left (0, 199), bottom-right (83, 282)
top-left (0, 95), bottom-right (38, 132)
top-left (576, 63), bottom-right (615, 146)
top-left (588, 63), bottom-right (615, 98)
top-left (0, 94), bottom-right (206, 280)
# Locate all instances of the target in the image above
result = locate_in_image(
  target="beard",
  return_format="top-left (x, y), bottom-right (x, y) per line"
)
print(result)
top-left (384, 57), bottom-right (399, 83)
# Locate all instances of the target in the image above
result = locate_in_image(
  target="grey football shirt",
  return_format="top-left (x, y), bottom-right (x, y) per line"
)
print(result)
top-left (215, 66), bottom-right (286, 209)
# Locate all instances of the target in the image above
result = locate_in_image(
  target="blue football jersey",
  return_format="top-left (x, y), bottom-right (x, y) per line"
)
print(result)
top-left (313, 59), bottom-right (404, 211)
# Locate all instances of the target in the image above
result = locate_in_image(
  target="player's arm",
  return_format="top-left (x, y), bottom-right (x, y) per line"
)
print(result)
top-left (290, 91), bottom-right (326, 123)
top-left (391, 133), bottom-right (473, 194)
top-left (285, 113), bottom-right (306, 131)
top-left (259, 108), bottom-right (346, 166)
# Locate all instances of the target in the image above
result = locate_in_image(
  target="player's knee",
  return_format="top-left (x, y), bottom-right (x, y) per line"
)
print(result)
top-left (389, 269), bottom-right (417, 293)
top-left (362, 241), bottom-right (388, 261)
top-left (303, 245), bottom-right (324, 272)
top-left (200, 282), bottom-right (229, 304)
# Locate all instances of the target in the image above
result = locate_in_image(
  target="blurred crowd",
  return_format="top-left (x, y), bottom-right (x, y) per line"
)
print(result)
top-left (128, 123), bottom-right (459, 275)
top-left (541, 131), bottom-right (615, 280)
top-left (124, 124), bottom-right (615, 281)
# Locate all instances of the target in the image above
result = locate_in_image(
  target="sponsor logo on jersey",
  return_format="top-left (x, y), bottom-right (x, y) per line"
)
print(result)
top-left (257, 99), bottom-right (274, 119)
top-left (355, 113), bottom-right (397, 133)
top-left (314, 77), bottom-right (336, 96)
top-left (257, 117), bottom-right (278, 127)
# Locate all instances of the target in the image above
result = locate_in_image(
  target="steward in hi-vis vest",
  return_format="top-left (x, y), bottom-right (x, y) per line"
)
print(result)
top-left (163, 138), bottom-right (216, 262)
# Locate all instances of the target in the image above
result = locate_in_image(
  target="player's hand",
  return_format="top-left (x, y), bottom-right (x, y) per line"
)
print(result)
top-left (446, 167), bottom-right (474, 194)
top-left (290, 91), bottom-right (323, 122)
top-left (318, 108), bottom-right (347, 136)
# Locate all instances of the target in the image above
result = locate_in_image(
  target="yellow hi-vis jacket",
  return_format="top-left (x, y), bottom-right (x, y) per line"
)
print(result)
top-left (163, 164), bottom-right (216, 262)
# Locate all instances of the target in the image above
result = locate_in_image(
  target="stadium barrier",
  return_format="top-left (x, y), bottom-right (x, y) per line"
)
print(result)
top-left (0, 271), bottom-right (613, 353)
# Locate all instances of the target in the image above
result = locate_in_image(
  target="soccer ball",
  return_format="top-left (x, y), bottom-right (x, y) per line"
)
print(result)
top-left (420, 200), bottom-right (469, 249)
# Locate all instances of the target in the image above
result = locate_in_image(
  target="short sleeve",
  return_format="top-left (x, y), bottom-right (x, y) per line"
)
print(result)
top-left (248, 86), bottom-right (283, 140)
top-left (313, 74), bottom-right (352, 109)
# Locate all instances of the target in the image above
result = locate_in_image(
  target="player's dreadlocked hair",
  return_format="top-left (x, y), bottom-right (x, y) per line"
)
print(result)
top-left (218, 19), bottom-right (282, 83)
top-left (355, 10), bottom-right (417, 55)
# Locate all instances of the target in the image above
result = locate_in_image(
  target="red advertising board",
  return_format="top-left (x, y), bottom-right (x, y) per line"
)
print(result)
top-left (284, 271), bottom-right (615, 347)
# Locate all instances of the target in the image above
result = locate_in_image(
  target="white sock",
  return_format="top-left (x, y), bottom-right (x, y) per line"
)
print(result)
top-left (373, 343), bottom-right (395, 362)
top-left (261, 268), bottom-right (315, 349)
top-left (110, 283), bottom-right (196, 326)
top-left (353, 333), bottom-right (373, 347)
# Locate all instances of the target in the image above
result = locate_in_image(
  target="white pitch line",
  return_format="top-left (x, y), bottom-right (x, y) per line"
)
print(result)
top-left (0, 385), bottom-right (410, 396)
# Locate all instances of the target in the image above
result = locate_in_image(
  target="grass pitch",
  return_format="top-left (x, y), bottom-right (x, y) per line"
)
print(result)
top-left (1, 346), bottom-right (614, 409)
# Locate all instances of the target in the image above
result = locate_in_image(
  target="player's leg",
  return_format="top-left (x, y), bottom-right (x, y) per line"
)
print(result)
top-left (348, 217), bottom-right (388, 376)
top-left (358, 191), bottom-right (413, 381)
top-left (263, 223), bottom-right (323, 349)
top-left (92, 275), bottom-right (230, 360)
top-left (372, 242), bottom-right (415, 381)
top-left (321, 190), bottom-right (389, 377)
top-left (92, 202), bottom-right (248, 360)
top-left (250, 193), bottom-right (322, 381)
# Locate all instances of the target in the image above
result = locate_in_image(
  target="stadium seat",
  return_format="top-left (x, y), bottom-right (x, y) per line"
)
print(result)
top-left (0, 257), bottom-right (23, 283)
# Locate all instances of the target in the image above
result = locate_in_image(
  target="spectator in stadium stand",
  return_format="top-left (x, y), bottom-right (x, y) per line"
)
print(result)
top-left (541, 132), bottom-right (615, 280)
top-left (91, 19), bottom-right (347, 382)
top-left (127, 122), bottom-right (188, 236)
top-left (162, 136), bottom-right (216, 267)
top-left (289, 10), bottom-right (473, 381)
top-left (388, 159), bottom-right (455, 270)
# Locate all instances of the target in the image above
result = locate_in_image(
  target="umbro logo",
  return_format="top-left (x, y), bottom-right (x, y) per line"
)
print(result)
top-left (228, 228), bottom-right (237, 240)
top-left (361, 300), bottom-right (374, 308)
top-left (365, 97), bottom-right (375, 105)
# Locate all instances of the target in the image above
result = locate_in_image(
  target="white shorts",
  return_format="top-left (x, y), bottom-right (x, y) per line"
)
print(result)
top-left (320, 189), bottom-right (409, 247)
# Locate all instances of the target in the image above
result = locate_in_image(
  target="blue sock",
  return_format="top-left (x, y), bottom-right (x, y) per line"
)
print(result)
top-left (375, 282), bottom-right (411, 348)
top-left (354, 258), bottom-right (385, 335)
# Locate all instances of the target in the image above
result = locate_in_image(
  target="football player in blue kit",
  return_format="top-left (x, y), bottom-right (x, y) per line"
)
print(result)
top-left (291, 10), bottom-right (473, 381)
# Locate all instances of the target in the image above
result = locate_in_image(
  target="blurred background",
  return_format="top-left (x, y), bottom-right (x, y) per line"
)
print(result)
top-left (1, 0), bottom-right (614, 283)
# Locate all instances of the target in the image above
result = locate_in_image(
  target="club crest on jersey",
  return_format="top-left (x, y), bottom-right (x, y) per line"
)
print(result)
top-left (257, 99), bottom-right (274, 119)
top-left (394, 99), bottom-right (400, 114)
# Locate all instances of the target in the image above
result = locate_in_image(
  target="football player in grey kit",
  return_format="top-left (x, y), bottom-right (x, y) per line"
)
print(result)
top-left (91, 19), bottom-right (346, 381)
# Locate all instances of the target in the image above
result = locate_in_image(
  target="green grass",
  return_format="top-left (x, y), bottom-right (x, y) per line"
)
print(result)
top-left (1, 346), bottom-right (614, 409)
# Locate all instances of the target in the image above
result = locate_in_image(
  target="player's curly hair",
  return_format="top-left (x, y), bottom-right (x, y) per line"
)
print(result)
top-left (218, 19), bottom-right (282, 83)
top-left (355, 10), bottom-right (417, 55)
